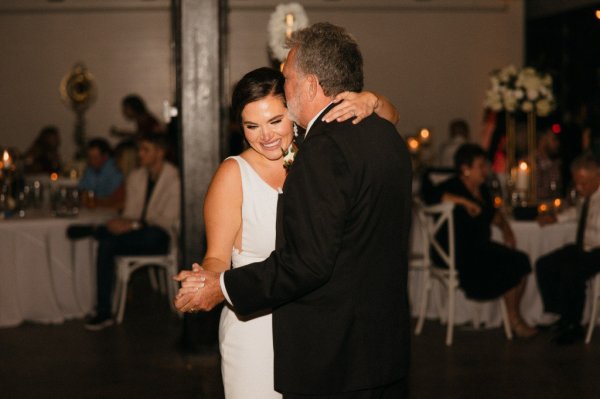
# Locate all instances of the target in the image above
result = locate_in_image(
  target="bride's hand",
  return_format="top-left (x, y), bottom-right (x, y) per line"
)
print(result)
top-left (322, 91), bottom-right (379, 124)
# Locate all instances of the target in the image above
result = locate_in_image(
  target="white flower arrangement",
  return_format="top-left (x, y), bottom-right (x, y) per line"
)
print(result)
top-left (483, 65), bottom-right (556, 117)
top-left (268, 3), bottom-right (309, 62)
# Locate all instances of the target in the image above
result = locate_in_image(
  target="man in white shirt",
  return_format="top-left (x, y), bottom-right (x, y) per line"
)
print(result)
top-left (536, 153), bottom-right (600, 344)
top-left (85, 133), bottom-right (180, 330)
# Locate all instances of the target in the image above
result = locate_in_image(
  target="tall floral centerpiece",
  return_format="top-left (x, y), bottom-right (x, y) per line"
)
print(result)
top-left (484, 65), bottom-right (556, 204)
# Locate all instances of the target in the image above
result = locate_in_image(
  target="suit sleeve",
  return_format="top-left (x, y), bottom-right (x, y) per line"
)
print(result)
top-left (223, 134), bottom-right (352, 315)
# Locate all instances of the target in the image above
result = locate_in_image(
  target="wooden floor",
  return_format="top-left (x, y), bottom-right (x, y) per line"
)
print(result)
top-left (1, 273), bottom-right (599, 399)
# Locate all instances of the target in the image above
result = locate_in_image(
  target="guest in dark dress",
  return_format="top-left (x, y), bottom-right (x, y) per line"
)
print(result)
top-left (424, 143), bottom-right (537, 338)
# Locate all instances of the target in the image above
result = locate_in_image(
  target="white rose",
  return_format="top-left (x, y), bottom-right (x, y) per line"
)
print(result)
top-left (536, 99), bottom-right (552, 116)
top-left (515, 89), bottom-right (524, 100)
top-left (521, 101), bottom-right (534, 113)
top-left (503, 91), bottom-right (517, 112)
top-left (527, 89), bottom-right (539, 101)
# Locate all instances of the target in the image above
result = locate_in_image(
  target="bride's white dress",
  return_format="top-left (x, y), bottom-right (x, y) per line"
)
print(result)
top-left (219, 156), bottom-right (282, 399)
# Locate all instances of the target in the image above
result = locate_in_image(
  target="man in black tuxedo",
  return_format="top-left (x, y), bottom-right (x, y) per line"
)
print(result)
top-left (176, 22), bottom-right (412, 398)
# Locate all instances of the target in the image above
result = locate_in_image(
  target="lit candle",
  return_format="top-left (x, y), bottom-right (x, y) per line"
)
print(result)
top-left (2, 150), bottom-right (11, 170)
top-left (285, 13), bottom-right (295, 38)
top-left (407, 137), bottom-right (420, 154)
top-left (516, 161), bottom-right (528, 191)
top-left (419, 128), bottom-right (430, 143)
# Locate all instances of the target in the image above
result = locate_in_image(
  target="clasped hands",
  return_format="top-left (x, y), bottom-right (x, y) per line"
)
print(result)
top-left (172, 263), bottom-right (225, 313)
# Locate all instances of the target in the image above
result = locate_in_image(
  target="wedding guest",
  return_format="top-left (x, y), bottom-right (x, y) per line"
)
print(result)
top-left (536, 153), bottom-right (600, 345)
top-left (78, 138), bottom-right (124, 208)
top-left (84, 132), bottom-right (180, 330)
top-left (424, 143), bottom-right (537, 338)
top-left (110, 94), bottom-right (164, 139)
top-left (23, 125), bottom-right (61, 174)
top-left (535, 125), bottom-right (562, 201)
top-left (561, 100), bottom-right (590, 192)
top-left (438, 119), bottom-right (470, 167)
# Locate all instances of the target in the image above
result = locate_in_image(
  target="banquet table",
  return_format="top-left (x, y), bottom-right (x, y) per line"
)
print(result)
top-left (408, 214), bottom-right (600, 328)
top-left (0, 208), bottom-right (113, 328)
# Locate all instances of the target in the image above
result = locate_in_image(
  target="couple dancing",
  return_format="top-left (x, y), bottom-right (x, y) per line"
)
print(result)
top-left (174, 23), bottom-right (412, 399)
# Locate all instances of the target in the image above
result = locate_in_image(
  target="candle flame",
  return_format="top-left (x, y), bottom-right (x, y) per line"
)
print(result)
top-left (553, 198), bottom-right (561, 208)
top-left (419, 128), bottom-right (430, 140)
top-left (518, 161), bottom-right (528, 171)
top-left (50, 172), bottom-right (58, 181)
top-left (538, 203), bottom-right (548, 213)
top-left (407, 137), bottom-right (420, 151)
top-left (2, 150), bottom-right (9, 163)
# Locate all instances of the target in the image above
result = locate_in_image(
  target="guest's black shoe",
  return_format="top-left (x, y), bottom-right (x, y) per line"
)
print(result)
top-left (84, 314), bottom-right (114, 331)
top-left (552, 324), bottom-right (584, 346)
top-left (542, 318), bottom-right (568, 333)
top-left (67, 224), bottom-right (96, 240)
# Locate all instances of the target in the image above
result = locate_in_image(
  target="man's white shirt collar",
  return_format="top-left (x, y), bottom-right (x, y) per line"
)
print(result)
top-left (304, 102), bottom-right (333, 138)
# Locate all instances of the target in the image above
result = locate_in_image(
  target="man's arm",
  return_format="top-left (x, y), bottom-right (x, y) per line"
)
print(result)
top-left (179, 133), bottom-right (352, 314)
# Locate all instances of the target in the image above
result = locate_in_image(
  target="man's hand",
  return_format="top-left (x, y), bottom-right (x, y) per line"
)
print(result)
top-left (106, 218), bottom-right (133, 235)
top-left (172, 263), bottom-right (225, 312)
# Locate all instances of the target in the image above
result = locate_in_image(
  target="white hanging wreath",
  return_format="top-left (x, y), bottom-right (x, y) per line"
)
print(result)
top-left (268, 3), bottom-right (309, 62)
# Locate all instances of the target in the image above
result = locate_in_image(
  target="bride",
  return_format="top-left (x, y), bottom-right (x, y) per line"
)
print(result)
top-left (175, 67), bottom-right (398, 398)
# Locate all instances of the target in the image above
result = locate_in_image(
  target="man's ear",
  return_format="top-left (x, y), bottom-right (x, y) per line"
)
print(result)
top-left (306, 74), bottom-right (319, 101)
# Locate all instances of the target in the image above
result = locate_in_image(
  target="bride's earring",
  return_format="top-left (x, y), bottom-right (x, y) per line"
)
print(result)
top-left (293, 123), bottom-right (299, 138)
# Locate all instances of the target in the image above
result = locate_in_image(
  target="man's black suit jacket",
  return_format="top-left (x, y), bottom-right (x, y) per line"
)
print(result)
top-left (224, 108), bottom-right (412, 395)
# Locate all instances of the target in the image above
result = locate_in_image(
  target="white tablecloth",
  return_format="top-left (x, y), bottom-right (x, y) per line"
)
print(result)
top-left (0, 209), bottom-right (113, 328)
top-left (409, 215), bottom-right (591, 327)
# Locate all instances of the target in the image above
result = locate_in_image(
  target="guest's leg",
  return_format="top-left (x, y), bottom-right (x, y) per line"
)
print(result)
top-left (95, 230), bottom-right (119, 318)
top-left (94, 226), bottom-right (169, 317)
top-left (536, 245), bottom-right (574, 315)
top-left (561, 248), bottom-right (600, 325)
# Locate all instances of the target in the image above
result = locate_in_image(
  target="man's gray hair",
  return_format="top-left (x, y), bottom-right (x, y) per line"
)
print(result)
top-left (286, 22), bottom-right (363, 96)
top-left (571, 152), bottom-right (600, 174)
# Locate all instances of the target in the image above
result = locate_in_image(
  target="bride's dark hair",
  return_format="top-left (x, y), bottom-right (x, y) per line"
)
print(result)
top-left (231, 67), bottom-right (285, 126)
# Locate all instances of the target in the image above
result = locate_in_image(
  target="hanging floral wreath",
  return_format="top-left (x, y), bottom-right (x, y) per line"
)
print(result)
top-left (268, 3), bottom-right (309, 62)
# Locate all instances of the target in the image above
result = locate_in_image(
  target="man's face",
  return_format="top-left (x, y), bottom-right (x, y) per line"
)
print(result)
top-left (138, 141), bottom-right (163, 169)
top-left (573, 168), bottom-right (600, 198)
top-left (87, 148), bottom-right (108, 171)
top-left (282, 48), bottom-right (307, 128)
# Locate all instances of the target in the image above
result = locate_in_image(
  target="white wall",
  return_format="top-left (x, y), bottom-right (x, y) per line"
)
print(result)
top-left (0, 5), bottom-right (172, 161)
top-left (229, 0), bottom-right (524, 155)
top-left (0, 0), bottom-right (524, 164)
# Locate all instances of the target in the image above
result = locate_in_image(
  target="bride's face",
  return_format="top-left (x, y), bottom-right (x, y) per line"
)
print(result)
top-left (242, 94), bottom-right (294, 161)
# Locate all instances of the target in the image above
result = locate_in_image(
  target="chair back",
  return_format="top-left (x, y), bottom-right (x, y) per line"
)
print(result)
top-left (421, 202), bottom-right (456, 273)
top-left (411, 198), bottom-right (431, 269)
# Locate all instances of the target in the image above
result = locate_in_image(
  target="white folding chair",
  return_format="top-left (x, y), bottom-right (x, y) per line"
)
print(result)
top-left (414, 202), bottom-right (513, 346)
top-left (410, 199), bottom-right (432, 328)
top-left (113, 226), bottom-right (180, 324)
top-left (585, 273), bottom-right (600, 344)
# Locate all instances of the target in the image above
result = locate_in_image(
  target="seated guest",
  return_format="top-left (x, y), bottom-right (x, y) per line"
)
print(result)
top-left (536, 125), bottom-right (562, 201)
top-left (84, 133), bottom-right (180, 330)
top-left (78, 138), bottom-right (124, 208)
top-left (424, 143), bottom-right (537, 337)
top-left (23, 125), bottom-right (61, 174)
top-left (438, 118), bottom-right (470, 167)
top-left (536, 153), bottom-right (600, 345)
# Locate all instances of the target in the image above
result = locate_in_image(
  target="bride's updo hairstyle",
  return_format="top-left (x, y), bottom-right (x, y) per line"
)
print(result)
top-left (231, 67), bottom-right (285, 126)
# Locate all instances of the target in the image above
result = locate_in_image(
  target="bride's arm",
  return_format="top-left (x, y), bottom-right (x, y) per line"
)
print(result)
top-left (175, 159), bottom-right (242, 294)
top-left (321, 91), bottom-right (399, 125)
top-left (202, 159), bottom-right (243, 272)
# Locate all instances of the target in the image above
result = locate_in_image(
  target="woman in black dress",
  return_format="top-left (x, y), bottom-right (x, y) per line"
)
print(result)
top-left (424, 143), bottom-right (537, 338)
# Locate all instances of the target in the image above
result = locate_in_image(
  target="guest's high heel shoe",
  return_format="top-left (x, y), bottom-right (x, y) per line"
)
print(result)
top-left (511, 320), bottom-right (538, 338)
